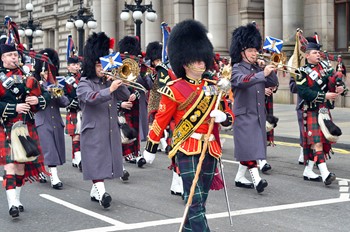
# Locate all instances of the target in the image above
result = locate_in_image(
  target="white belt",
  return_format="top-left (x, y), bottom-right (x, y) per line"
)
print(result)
top-left (190, 132), bottom-right (215, 141)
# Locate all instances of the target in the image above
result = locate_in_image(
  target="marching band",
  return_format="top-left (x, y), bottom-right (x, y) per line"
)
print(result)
top-left (0, 14), bottom-right (348, 232)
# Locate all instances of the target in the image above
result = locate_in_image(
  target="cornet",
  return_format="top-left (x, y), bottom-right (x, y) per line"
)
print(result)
top-left (102, 61), bottom-right (146, 93)
top-left (258, 52), bottom-right (301, 77)
top-left (48, 87), bottom-right (64, 98)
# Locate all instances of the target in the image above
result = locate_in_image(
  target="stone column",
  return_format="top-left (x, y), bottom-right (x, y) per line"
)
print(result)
top-left (43, 30), bottom-right (49, 49)
top-left (282, 0), bottom-right (304, 43)
top-left (144, 0), bottom-right (162, 49)
top-left (92, 0), bottom-right (101, 32)
top-left (208, 0), bottom-right (227, 52)
top-left (101, 0), bottom-right (117, 43)
top-left (194, 0), bottom-right (208, 27)
top-left (264, 0), bottom-right (282, 38)
top-left (174, 0), bottom-right (193, 23)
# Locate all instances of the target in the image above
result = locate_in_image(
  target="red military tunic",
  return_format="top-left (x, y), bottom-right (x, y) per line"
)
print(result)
top-left (146, 76), bottom-right (233, 159)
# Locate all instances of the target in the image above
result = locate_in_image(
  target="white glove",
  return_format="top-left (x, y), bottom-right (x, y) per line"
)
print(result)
top-left (143, 150), bottom-right (156, 164)
top-left (210, 109), bottom-right (227, 123)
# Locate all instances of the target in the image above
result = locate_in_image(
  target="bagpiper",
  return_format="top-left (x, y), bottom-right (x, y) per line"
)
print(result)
top-left (0, 42), bottom-right (50, 217)
top-left (296, 39), bottom-right (347, 185)
top-left (64, 55), bottom-right (82, 170)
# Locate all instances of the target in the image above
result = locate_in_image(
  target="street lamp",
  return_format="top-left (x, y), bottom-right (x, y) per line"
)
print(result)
top-left (66, 0), bottom-right (97, 56)
top-left (120, 0), bottom-right (157, 46)
top-left (17, 3), bottom-right (43, 49)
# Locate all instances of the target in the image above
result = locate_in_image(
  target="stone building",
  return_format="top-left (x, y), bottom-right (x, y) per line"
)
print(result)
top-left (1, 0), bottom-right (349, 106)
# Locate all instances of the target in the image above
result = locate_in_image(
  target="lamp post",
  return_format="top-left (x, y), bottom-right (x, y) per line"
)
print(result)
top-left (17, 3), bottom-right (43, 49)
top-left (120, 0), bottom-right (157, 46)
top-left (66, 0), bottom-right (97, 56)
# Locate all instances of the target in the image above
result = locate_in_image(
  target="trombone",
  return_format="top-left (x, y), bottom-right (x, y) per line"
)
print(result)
top-left (258, 52), bottom-right (301, 77)
top-left (102, 58), bottom-right (147, 92)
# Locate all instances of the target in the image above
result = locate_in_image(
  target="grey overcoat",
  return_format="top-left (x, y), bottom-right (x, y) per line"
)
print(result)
top-left (35, 96), bottom-right (70, 166)
top-left (136, 75), bottom-right (153, 141)
top-left (231, 61), bottom-right (279, 161)
top-left (77, 76), bottom-right (130, 180)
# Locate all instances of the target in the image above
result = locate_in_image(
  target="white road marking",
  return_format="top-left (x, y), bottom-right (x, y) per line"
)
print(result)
top-left (339, 180), bottom-right (349, 185)
top-left (68, 197), bottom-right (350, 232)
top-left (339, 187), bottom-right (349, 192)
top-left (40, 194), bottom-right (126, 226)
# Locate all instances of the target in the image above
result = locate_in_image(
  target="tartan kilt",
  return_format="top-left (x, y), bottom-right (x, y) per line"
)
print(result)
top-left (122, 101), bottom-right (140, 157)
top-left (0, 115), bottom-right (47, 183)
top-left (305, 110), bottom-right (327, 145)
top-left (65, 110), bottom-right (78, 135)
top-left (0, 115), bottom-right (43, 165)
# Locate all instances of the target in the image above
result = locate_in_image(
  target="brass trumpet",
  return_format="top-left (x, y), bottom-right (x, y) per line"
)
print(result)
top-left (258, 52), bottom-right (301, 77)
top-left (102, 58), bottom-right (146, 92)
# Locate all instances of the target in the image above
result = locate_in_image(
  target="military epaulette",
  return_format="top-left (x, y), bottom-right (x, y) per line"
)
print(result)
top-left (166, 78), bottom-right (182, 86)
top-left (155, 62), bottom-right (169, 71)
top-left (157, 85), bottom-right (175, 101)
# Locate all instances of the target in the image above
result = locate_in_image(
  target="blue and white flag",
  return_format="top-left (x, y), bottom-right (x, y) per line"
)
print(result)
top-left (263, 36), bottom-right (283, 54)
top-left (99, 52), bottom-right (123, 71)
top-left (161, 22), bottom-right (171, 63)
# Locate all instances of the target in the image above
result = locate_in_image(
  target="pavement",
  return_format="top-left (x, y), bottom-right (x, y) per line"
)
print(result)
top-left (272, 103), bottom-right (350, 149)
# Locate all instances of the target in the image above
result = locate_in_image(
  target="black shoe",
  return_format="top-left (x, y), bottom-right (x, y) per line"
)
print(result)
top-left (78, 162), bottom-right (82, 172)
top-left (171, 190), bottom-right (182, 196)
top-left (100, 193), bottom-right (112, 208)
top-left (235, 181), bottom-right (254, 189)
top-left (137, 157), bottom-right (146, 168)
top-left (120, 170), bottom-right (130, 182)
top-left (9, 206), bottom-right (19, 218)
top-left (303, 175), bottom-right (322, 182)
top-left (299, 161), bottom-right (304, 165)
top-left (261, 163), bottom-right (272, 173)
top-left (255, 179), bottom-right (268, 193)
top-left (52, 182), bottom-right (63, 190)
top-left (324, 173), bottom-right (336, 185)
top-left (18, 205), bottom-right (24, 212)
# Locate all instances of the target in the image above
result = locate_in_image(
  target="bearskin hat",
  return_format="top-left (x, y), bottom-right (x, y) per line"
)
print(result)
top-left (167, 19), bottom-right (214, 78)
top-left (34, 48), bottom-right (60, 81)
top-left (145, 41), bottom-right (162, 63)
top-left (82, 32), bottom-right (111, 78)
top-left (118, 36), bottom-right (141, 56)
top-left (229, 23), bottom-right (262, 65)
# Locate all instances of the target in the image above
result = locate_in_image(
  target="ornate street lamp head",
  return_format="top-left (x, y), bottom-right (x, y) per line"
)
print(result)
top-left (25, 3), bottom-right (34, 12)
top-left (120, 10), bottom-right (130, 21)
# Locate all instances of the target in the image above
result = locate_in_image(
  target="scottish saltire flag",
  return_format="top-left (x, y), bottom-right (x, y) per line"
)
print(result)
top-left (99, 52), bottom-right (123, 71)
top-left (161, 22), bottom-right (171, 63)
top-left (66, 35), bottom-right (75, 60)
top-left (263, 36), bottom-right (283, 54)
top-left (56, 76), bottom-right (66, 88)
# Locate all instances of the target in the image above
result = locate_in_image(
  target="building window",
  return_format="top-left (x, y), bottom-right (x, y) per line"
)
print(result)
top-left (335, 0), bottom-right (350, 51)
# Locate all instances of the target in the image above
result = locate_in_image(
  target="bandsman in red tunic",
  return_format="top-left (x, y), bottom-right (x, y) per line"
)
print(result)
top-left (143, 20), bottom-right (233, 232)
top-left (0, 44), bottom-right (50, 217)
